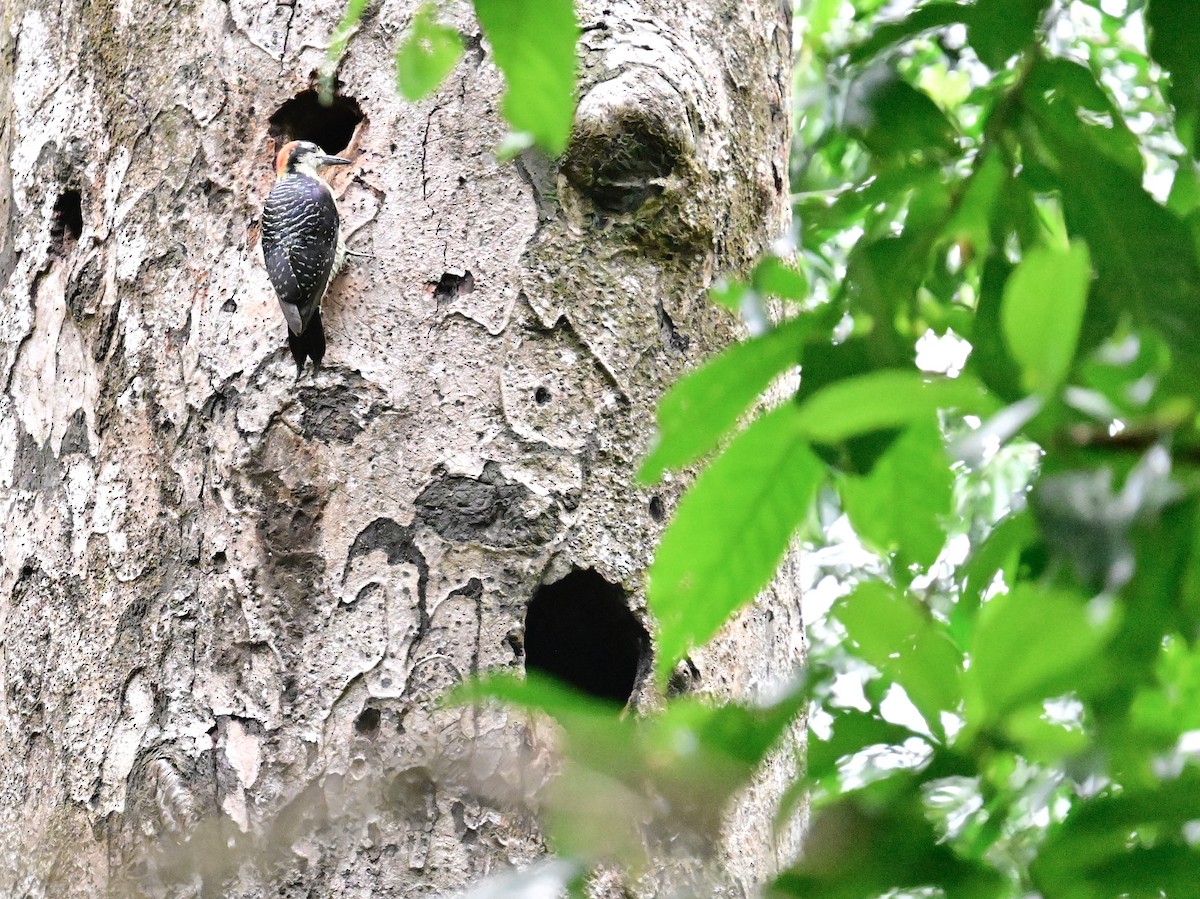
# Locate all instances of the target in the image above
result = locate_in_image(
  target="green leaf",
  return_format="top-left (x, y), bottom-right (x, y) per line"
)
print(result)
top-left (752, 257), bottom-right (809, 300)
top-left (967, 0), bottom-right (1049, 68)
top-left (1130, 636), bottom-right (1200, 746)
top-left (969, 254), bottom-right (1024, 400)
top-left (950, 510), bottom-right (1038, 647)
top-left (639, 316), bottom-right (812, 482)
top-left (648, 405), bottom-right (823, 681)
top-left (773, 785), bottom-right (1005, 899)
top-left (1020, 60), bottom-right (1200, 380)
top-left (835, 582), bottom-right (963, 738)
top-left (395, 4), bottom-right (465, 101)
top-left (1000, 240), bottom-right (1091, 394)
top-left (1147, 0), bottom-right (1200, 153)
top-left (1068, 168), bottom-right (1200, 363)
top-left (843, 65), bottom-right (957, 163)
top-left (845, 3), bottom-right (975, 65)
top-left (840, 419), bottom-right (954, 568)
top-left (1001, 704), bottom-right (1090, 763)
top-left (1024, 57), bottom-right (1144, 178)
top-left (807, 710), bottom-right (923, 785)
top-left (450, 671), bottom-right (625, 721)
top-left (1078, 329), bottom-right (1170, 418)
top-left (802, 0), bottom-right (844, 52)
top-left (1033, 771), bottom-right (1200, 897)
top-left (845, 234), bottom-right (935, 366)
top-left (1107, 493), bottom-right (1197, 715)
top-left (793, 371), bottom-right (995, 444)
top-left (473, 0), bottom-right (578, 155)
top-left (943, 152), bottom-right (1008, 262)
top-left (647, 686), bottom-right (809, 825)
top-left (965, 585), bottom-right (1114, 727)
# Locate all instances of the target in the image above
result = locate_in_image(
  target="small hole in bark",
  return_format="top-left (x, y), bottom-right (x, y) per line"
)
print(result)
top-left (648, 495), bottom-right (666, 522)
top-left (212, 551), bottom-right (227, 570)
top-left (268, 90), bottom-right (364, 156)
top-left (504, 629), bottom-right (524, 658)
top-left (534, 386), bottom-right (551, 405)
top-left (355, 706), bottom-right (381, 734)
top-left (429, 270), bottom-right (474, 302)
top-left (221, 298), bottom-right (237, 313)
top-left (50, 189), bottom-right (83, 255)
top-left (524, 569), bottom-right (649, 705)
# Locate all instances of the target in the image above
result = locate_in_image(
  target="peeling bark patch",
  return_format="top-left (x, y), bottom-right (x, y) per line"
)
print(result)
top-left (12, 424), bottom-right (63, 491)
top-left (167, 311), bottom-right (191, 350)
top-left (249, 427), bottom-right (330, 634)
top-left (347, 517), bottom-right (418, 569)
top-left (0, 123), bottom-right (15, 295)
top-left (268, 91), bottom-right (364, 157)
top-left (524, 569), bottom-right (649, 705)
top-left (294, 373), bottom-right (387, 443)
top-left (445, 577), bottom-right (484, 675)
top-left (4, 570), bottom-right (53, 736)
top-left (117, 592), bottom-right (151, 636)
top-left (201, 383), bottom-right (239, 421)
top-left (384, 765), bottom-right (438, 841)
top-left (115, 748), bottom-right (216, 872)
top-left (66, 255), bottom-right (103, 323)
top-left (93, 300), bottom-right (123, 364)
top-left (140, 755), bottom-right (199, 836)
top-left (414, 462), bottom-right (557, 548)
top-left (345, 517), bottom-right (430, 632)
top-left (50, 189), bottom-right (83, 256)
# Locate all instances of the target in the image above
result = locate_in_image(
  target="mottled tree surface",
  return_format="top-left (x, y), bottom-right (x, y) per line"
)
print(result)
top-left (0, 0), bottom-right (798, 895)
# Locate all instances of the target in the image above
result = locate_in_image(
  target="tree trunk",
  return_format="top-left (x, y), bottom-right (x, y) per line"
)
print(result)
top-left (0, 0), bottom-right (798, 896)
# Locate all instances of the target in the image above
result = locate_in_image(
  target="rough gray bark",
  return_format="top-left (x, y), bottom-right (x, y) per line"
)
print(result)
top-left (0, 0), bottom-right (798, 896)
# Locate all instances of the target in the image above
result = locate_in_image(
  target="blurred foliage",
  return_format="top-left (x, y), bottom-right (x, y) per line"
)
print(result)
top-left (645, 0), bottom-right (1200, 894)
top-left (326, 0), bottom-right (577, 155)
top-left (339, 0), bottom-right (1200, 895)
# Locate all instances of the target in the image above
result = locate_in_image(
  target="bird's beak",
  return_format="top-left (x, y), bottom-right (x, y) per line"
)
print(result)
top-left (319, 154), bottom-right (352, 167)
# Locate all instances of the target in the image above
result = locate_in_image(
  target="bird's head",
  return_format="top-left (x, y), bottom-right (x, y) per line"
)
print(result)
top-left (275, 140), bottom-right (352, 178)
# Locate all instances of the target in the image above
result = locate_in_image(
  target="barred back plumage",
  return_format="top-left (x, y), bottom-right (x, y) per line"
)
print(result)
top-left (261, 140), bottom-right (349, 372)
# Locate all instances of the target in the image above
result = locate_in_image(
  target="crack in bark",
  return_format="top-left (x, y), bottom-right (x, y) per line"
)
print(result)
top-left (420, 108), bottom-right (435, 203)
top-left (279, 0), bottom-right (298, 64)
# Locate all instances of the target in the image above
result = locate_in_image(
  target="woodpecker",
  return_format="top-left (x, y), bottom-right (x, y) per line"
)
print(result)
top-left (261, 140), bottom-right (352, 372)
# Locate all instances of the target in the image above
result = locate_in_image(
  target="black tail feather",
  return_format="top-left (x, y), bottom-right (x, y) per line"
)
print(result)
top-left (286, 310), bottom-right (326, 374)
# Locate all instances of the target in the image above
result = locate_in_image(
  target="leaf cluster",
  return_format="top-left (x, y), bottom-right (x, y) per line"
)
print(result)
top-left (635, 0), bottom-right (1200, 894)
top-left (339, 0), bottom-right (1200, 895)
top-left (326, 0), bottom-right (577, 156)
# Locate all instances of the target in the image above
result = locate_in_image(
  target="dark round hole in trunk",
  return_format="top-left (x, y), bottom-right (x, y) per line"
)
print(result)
top-left (524, 569), bottom-right (649, 705)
